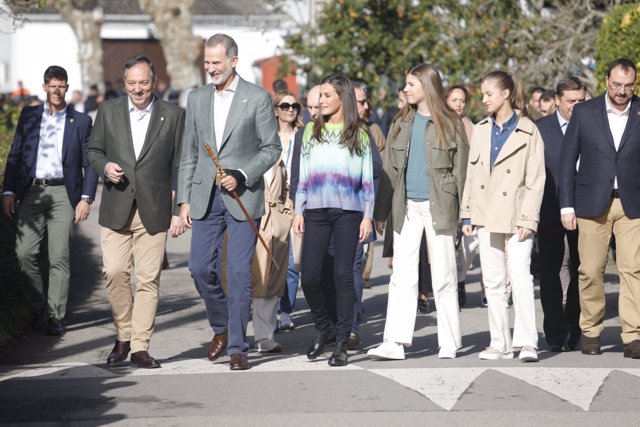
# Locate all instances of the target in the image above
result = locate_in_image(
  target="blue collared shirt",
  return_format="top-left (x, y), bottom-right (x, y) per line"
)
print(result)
top-left (490, 112), bottom-right (518, 170)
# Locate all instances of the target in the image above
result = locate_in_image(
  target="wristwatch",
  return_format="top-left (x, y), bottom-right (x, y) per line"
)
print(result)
top-left (81, 196), bottom-right (94, 205)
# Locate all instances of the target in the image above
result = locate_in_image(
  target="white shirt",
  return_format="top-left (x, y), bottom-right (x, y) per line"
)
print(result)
top-left (214, 75), bottom-right (239, 151)
top-left (556, 110), bottom-right (569, 135)
top-left (605, 95), bottom-right (630, 189)
top-left (35, 104), bottom-right (66, 179)
top-left (128, 97), bottom-right (155, 160)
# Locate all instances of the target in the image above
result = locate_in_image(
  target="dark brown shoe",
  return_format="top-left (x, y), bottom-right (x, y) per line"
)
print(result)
top-left (208, 332), bottom-right (228, 361)
top-left (581, 335), bottom-right (602, 355)
top-left (107, 340), bottom-right (131, 366)
top-left (229, 353), bottom-right (251, 371)
top-left (624, 339), bottom-right (640, 359)
top-left (130, 351), bottom-right (161, 369)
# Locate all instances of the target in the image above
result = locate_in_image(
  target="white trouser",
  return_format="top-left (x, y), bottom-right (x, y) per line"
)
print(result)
top-left (477, 228), bottom-right (538, 352)
top-left (456, 229), bottom-right (480, 282)
top-left (252, 296), bottom-right (279, 342)
top-left (383, 200), bottom-right (461, 352)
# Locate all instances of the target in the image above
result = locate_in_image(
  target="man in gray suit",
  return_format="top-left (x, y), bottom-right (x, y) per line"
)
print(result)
top-left (177, 34), bottom-right (281, 370)
top-left (89, 55), bottom-right (185, 369)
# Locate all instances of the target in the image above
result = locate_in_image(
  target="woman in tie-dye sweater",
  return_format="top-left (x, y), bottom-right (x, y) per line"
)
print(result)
top-left (293, 74), bottom-right (374, 367)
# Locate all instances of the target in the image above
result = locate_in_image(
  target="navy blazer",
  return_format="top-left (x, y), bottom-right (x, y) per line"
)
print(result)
top-left (537, 113), bottom-right (565, 233)
top-left (559, 94), bottom-right (640, 218)
top-left (3, 104), bottom-right (97, 208)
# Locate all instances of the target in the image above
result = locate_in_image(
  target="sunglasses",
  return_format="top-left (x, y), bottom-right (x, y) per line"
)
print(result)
top-left (277, 102), bottom-right (301, 111)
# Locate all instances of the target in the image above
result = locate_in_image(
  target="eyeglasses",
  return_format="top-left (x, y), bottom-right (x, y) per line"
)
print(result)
top-left (609, 82), bottom-right (635, 91)
top-left (277, 102), bottom-right (301, 111)
top-left (356, 99), bottom-right (368, 106)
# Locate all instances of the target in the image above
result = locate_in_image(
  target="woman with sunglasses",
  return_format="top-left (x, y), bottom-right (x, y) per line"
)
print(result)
top-left (461, 71), bottom-right (545, 362)
top-left (368, 63), bottom-right (468, 361)
top-left (272, 91), bottom-right (304, 333)
top-left (293, 74), bottom-right (374, 366)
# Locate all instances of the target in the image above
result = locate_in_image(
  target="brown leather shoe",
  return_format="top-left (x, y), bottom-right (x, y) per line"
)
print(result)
top-left (624, 339), bottom-right (640, 358)
top-left (208, 332), bottom-right (228, 361)
top-left (107, 340), bottom-right (131, 366)
top-left (130, 351), bottom-right (161, 369)
top-left (229, 353), bottom-right (251, 371)
top-left (581, 335), bottom-right (602, 355)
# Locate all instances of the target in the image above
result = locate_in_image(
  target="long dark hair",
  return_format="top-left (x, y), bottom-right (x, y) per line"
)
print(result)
top-left (482, 71), bottom-right (528, 118)
top-left (312, 74), bottom-right (365, 155)
top-left (394, 63), bottom-right (460, 148)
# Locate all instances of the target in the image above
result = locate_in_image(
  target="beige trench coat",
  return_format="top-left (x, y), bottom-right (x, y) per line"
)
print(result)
top-left (460, 114), bottom-right (545, 233)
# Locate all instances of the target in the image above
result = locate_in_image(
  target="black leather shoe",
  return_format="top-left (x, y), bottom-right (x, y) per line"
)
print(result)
top-left (46, 317), bottom-right (65, 336)
top-left (229, 353), bottom-right (251, 370)
top-left (328, 341), bottom-right (348, 366)
top-left (623, 340), bottom-right (640, 359)
top-left (581, 336), bottom-right (602, 355)
top-left (549, 344), bottom-right (565, 352)
top-left (130, 351), bottom-right (161, 369)
top-left (307, 327), bottom-right (335, 360)
top-left (458, 281), bottom-right (467, 308)
top-left (346, 332), bottom-right (360, 351)
top-left (107, 340), bottom-right (131, 366)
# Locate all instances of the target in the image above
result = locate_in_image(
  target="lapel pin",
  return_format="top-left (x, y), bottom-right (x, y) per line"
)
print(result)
top-left (69, 118), bottom-right (74, 123)
top-left (161, 116), bottom-right (165, 121)
top-left (243, 99), bottom-right (248, 103)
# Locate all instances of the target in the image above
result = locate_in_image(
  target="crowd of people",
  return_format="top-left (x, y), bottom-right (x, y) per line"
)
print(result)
top-left (3, 33), bottom-right (640, 371)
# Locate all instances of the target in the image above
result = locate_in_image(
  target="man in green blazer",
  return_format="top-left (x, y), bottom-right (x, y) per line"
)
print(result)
top-left (177, 34), bottom-right (281, 371)
top-left (88, 55), bottom-right (185, 369)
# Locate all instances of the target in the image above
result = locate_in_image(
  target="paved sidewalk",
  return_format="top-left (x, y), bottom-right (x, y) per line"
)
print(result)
top-left (1, 189), bottom-right (639, 425)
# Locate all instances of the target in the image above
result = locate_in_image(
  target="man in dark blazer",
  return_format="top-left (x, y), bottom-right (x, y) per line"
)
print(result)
top-left (177, 34), bottom-right (281, 371)
top-left (88, 55), bottom-right (185, 369)
top-left (2, 65), bottom-right (97, 336)
top-left (559, 58), bottom-right (640, 359)
top-left (537, 76), bottom-right (586, 352)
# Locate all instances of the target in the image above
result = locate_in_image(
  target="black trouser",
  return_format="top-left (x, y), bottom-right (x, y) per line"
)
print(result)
top-left (301, 208), bottom-right (362, 343)
top-left (538, 229), bottom-right (581, 348)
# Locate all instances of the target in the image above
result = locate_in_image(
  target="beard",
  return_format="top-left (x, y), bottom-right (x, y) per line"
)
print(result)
top-left (211, 67), bottom-right (233, 86)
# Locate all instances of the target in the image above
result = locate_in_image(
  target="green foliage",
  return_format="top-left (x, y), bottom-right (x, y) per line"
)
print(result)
top-left (595, 3), bottom-right (640, 93)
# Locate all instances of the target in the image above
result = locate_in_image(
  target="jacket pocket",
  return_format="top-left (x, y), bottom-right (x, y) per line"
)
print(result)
top-left (432, 146), bottom-right (453, 168)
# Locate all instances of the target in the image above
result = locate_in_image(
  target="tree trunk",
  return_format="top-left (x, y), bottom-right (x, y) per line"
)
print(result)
top-left (51, 0), bottom-right (104, 95)
top-left (139, 0), bottom-right (202, 90)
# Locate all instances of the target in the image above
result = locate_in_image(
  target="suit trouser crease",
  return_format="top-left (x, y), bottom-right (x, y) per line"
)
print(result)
top-left (383, 200), bottom-right (461, 352)
top-left (538, 230), bottom-right (580, 347)
top-left (300, 208), bottom-right (361, 343)
top-left (101, 208), bottom-right (166, 353)
top-left (16, 185), bottom-right (74, 319)
top-left (189, 187), bottom-right (258, 355)
top-left (478, 228), bottom-right (538, 352)
top-left (577, 198), bottom-right (640, 343)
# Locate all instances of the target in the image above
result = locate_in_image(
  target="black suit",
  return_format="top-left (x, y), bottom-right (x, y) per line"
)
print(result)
top-left (536, 113), bottom-right (580, 349)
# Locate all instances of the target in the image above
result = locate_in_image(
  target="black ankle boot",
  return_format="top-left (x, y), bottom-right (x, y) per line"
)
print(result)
top-left (458, 281), bottom-right (467, 308)
top-left (307, 327), bottom-right (334, 360)
top-left (328, 341), bottom-right (348, 366)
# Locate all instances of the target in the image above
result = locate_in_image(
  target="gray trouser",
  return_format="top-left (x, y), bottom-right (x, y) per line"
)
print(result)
top-left (15, 185), bottom-right (74, 320)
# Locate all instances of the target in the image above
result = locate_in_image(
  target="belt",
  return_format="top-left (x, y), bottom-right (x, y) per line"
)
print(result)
top-left (612, 189), bottom-right (620, 198)
top-left (32, 177), bottom-right (65, 186)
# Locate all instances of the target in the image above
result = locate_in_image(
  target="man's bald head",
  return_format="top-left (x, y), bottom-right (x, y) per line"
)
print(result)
top-left (306, 85), bottom-right (321, 120)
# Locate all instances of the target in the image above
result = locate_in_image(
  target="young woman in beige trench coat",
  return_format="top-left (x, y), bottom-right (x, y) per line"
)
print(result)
top-left (461, 71), bottom-right (545, 363)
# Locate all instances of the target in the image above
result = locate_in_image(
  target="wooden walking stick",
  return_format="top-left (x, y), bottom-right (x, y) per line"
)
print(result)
top-left (204, 144), bottom-right (279, 269)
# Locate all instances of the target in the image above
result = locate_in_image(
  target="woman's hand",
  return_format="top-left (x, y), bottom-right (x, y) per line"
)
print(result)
top-left (359, 218), bottom-right (373, 243)
top-left (462, 224), bottom-right (474, 236)
top-left (293, 214), bottom-right (305, 237)
top-left (517, 226), bottom-right (534, 241)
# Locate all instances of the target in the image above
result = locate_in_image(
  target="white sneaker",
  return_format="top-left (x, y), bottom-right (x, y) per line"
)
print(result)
top-left (256, 339), bottom-right (282, 353)
top-left (367, 341), bottom-right (405, 360)
top-left (438, 348), bottom-right (457, 359)
top-left (479, 347), bottom-right (514, 360)
top-left (278, 313), bottom-right (295, 331)
top-left (519, 346), bottom-right (538, 362)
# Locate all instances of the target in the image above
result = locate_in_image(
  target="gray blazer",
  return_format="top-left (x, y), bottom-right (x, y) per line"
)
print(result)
top-left (88, 96), bottom-right (185, 234)
top-left (177, 76), bottom-right (281, 220)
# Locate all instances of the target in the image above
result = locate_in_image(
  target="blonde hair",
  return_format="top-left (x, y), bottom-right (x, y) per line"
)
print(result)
top-left (272, 90), bottom-right (303, 130)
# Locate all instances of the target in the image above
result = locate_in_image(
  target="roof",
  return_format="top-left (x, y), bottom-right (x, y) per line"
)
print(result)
top-left (32, 0), bottom-right (273, 16)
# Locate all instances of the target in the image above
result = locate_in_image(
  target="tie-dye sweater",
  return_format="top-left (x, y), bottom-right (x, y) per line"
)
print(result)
top-left (295, 122), bottom-right (374, 219)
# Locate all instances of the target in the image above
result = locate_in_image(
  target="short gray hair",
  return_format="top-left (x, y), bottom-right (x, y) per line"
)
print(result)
top-left (205, 33), bottom-right (238, 58)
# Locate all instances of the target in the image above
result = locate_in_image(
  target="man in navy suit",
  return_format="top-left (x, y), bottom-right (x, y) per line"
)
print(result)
top-left (2, 65), bottom-right (97, 336)
top-left (559, 58), bottom-right (640, 359)
top-left (537, 76), bottom-right (586, 352)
